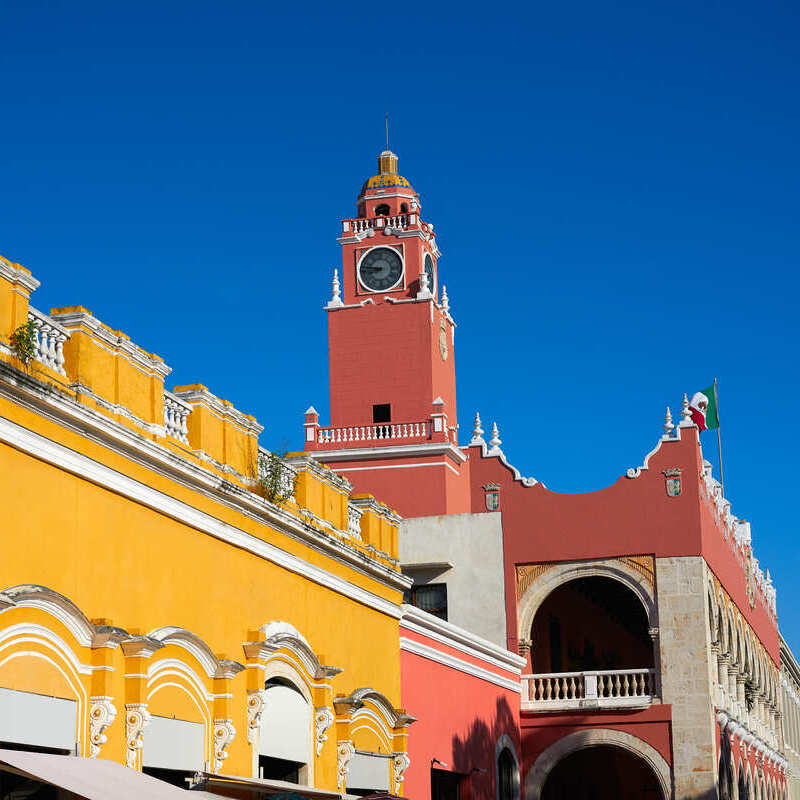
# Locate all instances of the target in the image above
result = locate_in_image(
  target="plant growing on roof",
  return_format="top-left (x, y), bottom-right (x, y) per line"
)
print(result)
top-left (256, 449), bottom-right (297, 505)
top-left (10, 319), bottom-right (37, 365)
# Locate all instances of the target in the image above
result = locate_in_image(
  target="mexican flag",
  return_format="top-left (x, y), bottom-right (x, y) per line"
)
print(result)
top-left (689, 384), bottom-right (719, 431)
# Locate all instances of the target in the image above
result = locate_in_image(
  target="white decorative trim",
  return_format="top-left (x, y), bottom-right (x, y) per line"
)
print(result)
top-left (399, 637), bottom-right (522, 692)
top-left (244, 621), bottom-right (342, 681)
top-left (246, 690), bottom-right (266, 745)
top-left (213, 719), bottom-right (236, 772)
top-left (0, 414), bottom-right (405, 617)
top-left (125, 703), bottom-right (151, 769)
top-left (335, 687), bottom-right (414, 729)
top-left (172, 385), bottom-right (262, 435)
top-left (147, 627), bottom-right (219, 678)
top-left (393, 752), bottom-right (411, 788)
top-left (50, 308), bottom-right (171, 379)
top-left (69, 382), bottom-right (164, 437)
top-left (626, 423), bottom-right (688, 478)
top-left (337, 740), bottom-right (355, 790)
top-left (337, 460), bottom-right (460, 476)
top-left (315, 707), bottom-right (334, 755)
top-left (400, 605), bottom-right (526, 672)
top-left (464, 439), bottom-right (541, 487)
top-left (312, 441), bottom-right (468, 465)
top-left (0, 256), bottom-right (40, 292)
top-left (89, 696), bottom-right (117, 758)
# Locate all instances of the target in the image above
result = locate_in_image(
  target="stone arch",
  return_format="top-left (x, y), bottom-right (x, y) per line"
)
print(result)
top-left (495, 732), bottom-right (521, 800)
top-left (523, 728), bottom-right (672, 800)
top-left (517, 558), bottom-right (657, 644)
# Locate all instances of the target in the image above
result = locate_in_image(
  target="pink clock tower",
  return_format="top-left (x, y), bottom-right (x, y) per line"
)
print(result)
top-left (303, 149), bottom-right (470, 517)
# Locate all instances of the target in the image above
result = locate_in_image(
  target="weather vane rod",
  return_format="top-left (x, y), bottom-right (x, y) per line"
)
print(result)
top-left (385, 113), bottom-right (389, 151)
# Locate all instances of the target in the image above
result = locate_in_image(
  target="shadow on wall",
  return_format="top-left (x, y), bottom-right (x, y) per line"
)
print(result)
top-left (450, 696), bottom-right (518, 800)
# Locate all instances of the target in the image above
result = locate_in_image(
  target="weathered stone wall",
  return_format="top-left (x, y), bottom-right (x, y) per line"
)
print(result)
top-left (655, 556), bottom-right (717, 799)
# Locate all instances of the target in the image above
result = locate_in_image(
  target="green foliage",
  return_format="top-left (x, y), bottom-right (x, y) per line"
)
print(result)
top-left (256, 450), bottom-right (297, 505)
top-left (10, 320), bottom-right (36, 365)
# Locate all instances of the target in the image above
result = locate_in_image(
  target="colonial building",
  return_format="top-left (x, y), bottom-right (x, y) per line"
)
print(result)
top-left (304, 149), bottom-right (797, 800)
top-left (0, 254), bottom-right (416, 797)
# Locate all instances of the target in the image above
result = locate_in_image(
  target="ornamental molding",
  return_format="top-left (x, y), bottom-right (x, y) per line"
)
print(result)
top-left (516, 564), bottom-right (556, 600)
top-left (337, 740), bottom-right (355, 790)
top-left (399, 605), bottom-right (526, 671)
top-left (393, 752), bottom-right (411, 787)
top-left (148, 626), bottom-right (244, 679)
top-left (69, 382), bottom-right (164, 437)
top-left (399, 637), bottom-right (521, 693)
top-left (0, 403), bottom-right (407, 614)
top-left (463, 436), bottom-right (541, 487)
top-left (213, 719), bottom-right (236, 772)
top-left (315, 707), bottom-right (334, 755)
top-left (172, 385), bottom-right (263, 436)
top-left (0, 256), bottom-right (40, 292)
top-left (246, 690), bottom-right (266, 745)
top-left (334, 688), bottom-right (416, 729)
top-left (125, 703), bottom-right (151, 769)
top-left (311, 441), bottom-right (468, 466)
top-left (89, 696), bottom-right (117, 758)
top-left (50, 308), bottom-right (172, 379)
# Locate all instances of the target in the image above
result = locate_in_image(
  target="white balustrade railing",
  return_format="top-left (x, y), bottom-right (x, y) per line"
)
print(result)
top-left (163, 390), bottom-right (191, 443)
top-left (316, 421), bottom-right (430, 446)
top-left (28, 306), bottom-right (69, 376)
top-left (257, 448), bottom-right (298, 502)
top-left (522, 668), bottom-right (656, 711)
top-left (347, 504), bottom-right (363, 539)
top-left (343, 214), bottom-right (411, 234)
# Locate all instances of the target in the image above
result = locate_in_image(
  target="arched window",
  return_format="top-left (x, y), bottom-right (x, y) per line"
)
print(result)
top-left (374, 204), bottom-right (390, 216)
top-left (259, 678), bottom-right (311, 784)
top-left (498, 747), bottom-right (516, 800)
top-left (400, 203), bottom-right (409, 213)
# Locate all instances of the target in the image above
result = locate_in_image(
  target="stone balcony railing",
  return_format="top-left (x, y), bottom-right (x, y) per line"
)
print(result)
top-left (341, 215), bottom-right (435, 238)
top-left (313, 421), bottom-right (432, 448)
top-left (163, 390), bottom-right (191, 444)
top-left (28, 306), bottom-right (69, 376)
top-left (521, 668), bottom-right (656, 712)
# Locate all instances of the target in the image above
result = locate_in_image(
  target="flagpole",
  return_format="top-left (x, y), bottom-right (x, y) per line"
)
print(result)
top-left (714, 376), bottom-right (725, 496)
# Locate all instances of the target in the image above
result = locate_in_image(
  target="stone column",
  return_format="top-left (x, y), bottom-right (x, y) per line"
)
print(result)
top-left (649, 627), bottom-right (663, 703)
top-left (655, 556), bottom-right (717, 799)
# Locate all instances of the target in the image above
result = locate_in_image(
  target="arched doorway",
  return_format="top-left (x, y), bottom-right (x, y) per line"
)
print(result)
top-left (525, 729), bottom-right (671, 800)
top-left (541, 744), bottom-right (663, 799)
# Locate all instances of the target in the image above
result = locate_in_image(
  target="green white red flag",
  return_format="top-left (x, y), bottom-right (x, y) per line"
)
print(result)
top-left (689, 384), bottom-right (719, 431)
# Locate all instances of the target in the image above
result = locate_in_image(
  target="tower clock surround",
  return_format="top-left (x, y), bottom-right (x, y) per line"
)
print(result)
top-left (357, 246), bottom-right (404, 293)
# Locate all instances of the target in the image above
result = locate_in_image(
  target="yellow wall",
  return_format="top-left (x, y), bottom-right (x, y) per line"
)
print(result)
top-left (0, 259), bottom-right (409, 793)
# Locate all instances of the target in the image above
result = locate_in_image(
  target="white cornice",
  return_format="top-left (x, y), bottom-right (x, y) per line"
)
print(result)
top-left (174, 386), bottom-right (263, 435)
top-left (0, 257), bottom-right (39, 292)
top-left (311, 441), bottom-right (468, 465)
top-left (50, 309), bottom-right (171, 379)
top-left (400, 605), bottom-right (526, 672)
top-left (0, 365), bottom-right (408, 599)
top-left (399, 637), bottom-right (521, 693)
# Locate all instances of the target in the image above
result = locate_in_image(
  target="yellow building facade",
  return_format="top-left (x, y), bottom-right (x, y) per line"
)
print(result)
top-left (0, 253), bottom-right (413, 796)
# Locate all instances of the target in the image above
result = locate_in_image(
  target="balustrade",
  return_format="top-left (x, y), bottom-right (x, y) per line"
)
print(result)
top-left (316, 421), bottom-right (430, 446)
top-left (163, 391), bottom-right (191, 443)
top-left (522, 668), bottom-right (655, 711)
top-left (347, 504), bottom-right (363, 539)
top-left (27, 307), bottom-right (69, 376)
top-left (343, 214), bottom-right (411, 234)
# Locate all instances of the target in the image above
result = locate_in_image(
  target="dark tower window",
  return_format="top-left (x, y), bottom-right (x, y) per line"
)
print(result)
top-left (373, 404), bottom-right (391, 423)
top-left (400, 202), bottom-right (409, 213)
top-left (374, 204), bottom-right (390, 216)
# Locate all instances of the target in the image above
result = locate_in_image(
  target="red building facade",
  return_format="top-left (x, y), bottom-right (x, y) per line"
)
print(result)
top-left (305, 150), bottom-right (790, 800)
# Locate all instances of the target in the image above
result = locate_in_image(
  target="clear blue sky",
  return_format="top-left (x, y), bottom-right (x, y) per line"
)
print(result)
top-left (3, 1), bottom-right (799, 648)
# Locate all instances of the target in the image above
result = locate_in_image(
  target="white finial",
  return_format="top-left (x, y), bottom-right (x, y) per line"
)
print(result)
top-left (327, 268), bottom-right (343, 308)
top-left (469, 412), bottom-right (485, 446)
top-left (488, 422), bottom-right (503, 455)
top-left (679, 393), bottom-right (693, 426)
top-left (663, 406), bottom-right (674, 437)
top-left (441, 285), bottom-right (450, 313)
top-left (416, 269), bottom-right (432, 300)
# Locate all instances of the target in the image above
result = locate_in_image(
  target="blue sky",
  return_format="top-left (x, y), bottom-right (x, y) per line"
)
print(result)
top-left (3, 1), bottom-right (799, 648)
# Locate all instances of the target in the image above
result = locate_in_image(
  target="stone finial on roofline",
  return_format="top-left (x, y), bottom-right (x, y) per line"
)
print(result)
top-left (679, 393), bottom-right (693, 427)
top-left (663, 406), bottom-right (674, 437)
top-left (327, 268), bottom-right (344, 308)
top-left (441, 285), bottom-right (450, 313)
top-left (487, 422), bottom-right (503, 456)
top-left (469, 412), bottom-right (485, 446)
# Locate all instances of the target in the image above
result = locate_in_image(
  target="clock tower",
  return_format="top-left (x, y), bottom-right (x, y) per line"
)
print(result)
top-left (303, 149), bottom-right (470, 518)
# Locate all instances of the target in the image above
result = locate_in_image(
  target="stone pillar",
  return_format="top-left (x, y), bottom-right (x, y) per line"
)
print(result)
top-left (655, 556), bottom-right (717, 799)
top-left (649, 627), bottom-right (663, 703)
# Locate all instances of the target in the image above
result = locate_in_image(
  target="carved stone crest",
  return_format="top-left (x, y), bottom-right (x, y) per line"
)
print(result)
top-left (315, 707), bottom-right (334, 755)
top-left (213, 719), bottom-right (236, 772)
top-left (663, 468), bottom-right (682, 497)
top-left (337, 740), bottom-right (356, 790)
top-left (393, 752), bottom-right (411, 787)
top-left (246, 690), bottom-right (267, 745)
top-left (125, 703), bottom-right (151, 769)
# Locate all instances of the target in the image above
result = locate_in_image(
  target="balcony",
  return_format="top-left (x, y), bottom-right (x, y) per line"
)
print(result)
top-left (311, 421), bottom-right (432, 449)
top-left (521, 668), bottom-right (656, 712)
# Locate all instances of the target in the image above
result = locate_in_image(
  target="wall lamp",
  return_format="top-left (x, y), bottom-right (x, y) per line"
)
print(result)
top-left (431, 758), bottom-right (449, 768)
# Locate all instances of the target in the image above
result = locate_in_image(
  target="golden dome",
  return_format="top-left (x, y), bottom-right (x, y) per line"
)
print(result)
top-left (360, 150), bottom-right (414, 194)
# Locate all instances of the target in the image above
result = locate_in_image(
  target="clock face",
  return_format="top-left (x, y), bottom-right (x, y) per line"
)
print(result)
top-left (358, 247), bottom-right (403, 292)
top-left (423, 253), bottom-right (435, 293)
